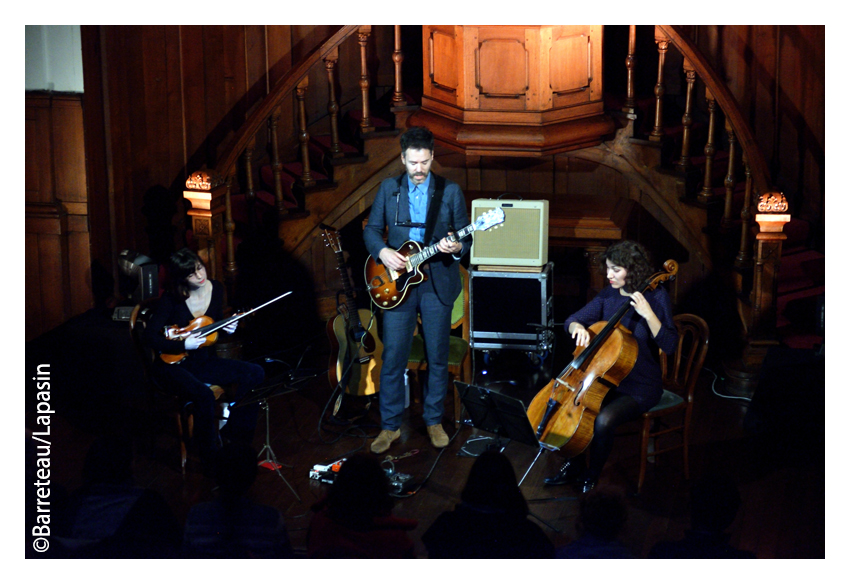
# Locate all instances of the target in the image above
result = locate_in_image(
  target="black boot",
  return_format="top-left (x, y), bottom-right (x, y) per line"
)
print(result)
top-left (544, 459), bottom-right (585, 486)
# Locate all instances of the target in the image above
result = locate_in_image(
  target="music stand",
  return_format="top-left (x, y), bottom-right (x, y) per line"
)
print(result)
top-left (456, 381), bottom-right (558, 486)
top-left (230, 379), bottom-right (301, 501)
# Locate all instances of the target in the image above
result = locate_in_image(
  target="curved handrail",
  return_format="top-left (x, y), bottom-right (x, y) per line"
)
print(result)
top-left (658, 25), bottom-right (771, 195)
top-left (213, 25), bottom-right (360, 179)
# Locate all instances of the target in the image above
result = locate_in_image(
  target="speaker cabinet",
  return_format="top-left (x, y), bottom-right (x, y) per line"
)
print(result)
top-left (469, 263), bottom-right (554, 352)
top-left (470, 199), bottom-right (549, 267)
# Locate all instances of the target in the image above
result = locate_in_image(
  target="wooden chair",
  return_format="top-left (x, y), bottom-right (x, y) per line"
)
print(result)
top-left (129, 300), bottom-right (225, 474)
top-left (406, 265), bottom-right (471, 424)
top-left (636, 313), bottom-right (710, 493)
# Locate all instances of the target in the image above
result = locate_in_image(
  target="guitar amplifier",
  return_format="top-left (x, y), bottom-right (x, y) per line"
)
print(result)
top-left (470, 199), bottom-right (549, 267)
top-left (469, 262), bottom-right (554, 352)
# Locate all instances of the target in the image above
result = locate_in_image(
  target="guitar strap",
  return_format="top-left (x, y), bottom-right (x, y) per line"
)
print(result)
top-left (423, 174), bottom-right (446, 245)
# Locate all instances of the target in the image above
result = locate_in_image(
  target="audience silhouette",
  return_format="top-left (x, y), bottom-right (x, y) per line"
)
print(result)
top-left (306, 452), bottom-right (418, 558)
top-left (182, 441), bottom-right (293, 558)
top-left (649, 474), bottom-right (755, 558)
top-left (53, 434), bottom-right (182, 558)
top-left (422, 449), bottom-right (554, 558)
top-left (556, 488), bottom-right (633, 558)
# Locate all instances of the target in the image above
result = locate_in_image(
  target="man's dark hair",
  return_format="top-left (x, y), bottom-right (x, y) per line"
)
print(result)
top-left (400, 126), bottom-right (434, 154)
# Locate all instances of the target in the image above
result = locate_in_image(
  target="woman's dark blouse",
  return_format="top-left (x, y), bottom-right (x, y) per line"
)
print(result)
top-left (144, 280), bottom-right (226, 362)
top-left (564, 285), bottom-right (678, 412)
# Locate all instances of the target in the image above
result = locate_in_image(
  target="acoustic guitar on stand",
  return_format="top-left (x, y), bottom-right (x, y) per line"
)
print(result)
top-left (322, 228), bottom-right (383, 398)
top-left (364, 207), bottom-right (505, 310)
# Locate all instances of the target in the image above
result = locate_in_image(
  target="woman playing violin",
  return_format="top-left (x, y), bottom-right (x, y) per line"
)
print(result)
top-left (144, 248), bottom-right (264, 473)
top-left (545, 240), bottom-right (678, 493)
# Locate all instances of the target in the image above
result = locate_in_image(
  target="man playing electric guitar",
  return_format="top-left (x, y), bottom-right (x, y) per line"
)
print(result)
top-left (363, 126), bottom-right (471, 454)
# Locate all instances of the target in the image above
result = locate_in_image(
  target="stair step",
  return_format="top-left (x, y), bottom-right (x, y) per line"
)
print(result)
top-left (311, 135), bottom-right (368, 166)
top-left (776, 284), bottom-right (824, 349)
top-left (778, 249), bottom-right (824, 294)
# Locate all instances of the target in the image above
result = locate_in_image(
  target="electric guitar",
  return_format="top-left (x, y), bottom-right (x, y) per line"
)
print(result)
top-left (364, 207), bottom-right (505, 310)
top-left (322, 229), bottom-right (383, 397)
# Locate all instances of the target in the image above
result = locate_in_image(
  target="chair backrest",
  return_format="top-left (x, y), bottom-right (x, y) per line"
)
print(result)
top-left (129, 298), bottom-right (161, 376)
top-left (659, 314), bottom-right (710, 403)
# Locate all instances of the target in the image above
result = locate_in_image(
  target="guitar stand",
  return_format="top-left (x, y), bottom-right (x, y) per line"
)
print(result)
top-left (256, 398), bottom-right (301, 501)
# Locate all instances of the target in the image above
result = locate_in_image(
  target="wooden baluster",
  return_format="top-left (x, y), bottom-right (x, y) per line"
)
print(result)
top-left (358, 25), bottom-right (374, 134)
top-left (650, 29), bottom-right (670, 142)
top-left (243, 137), bottom-right (256, 231)
top-left (698, 88), bottom-right (718, 204)
top-left (268, 106), bottom-right (286, 215)
top-left (676, 58), bottom-right (696, 172)
top-left (323, 47), bottom-right (343, 158)
top-left (295, 76), bottom-right (315, 188)
top-left (623, 25), bottom-right (637, 118)
top-left (392, 25), bottom-right (407, 107)
top-left (224, 171), bottom-right (237, 288)
top-left (735, 154), bottom-right (755, 267)
top-left (722, 118), bottom-right (737, 227)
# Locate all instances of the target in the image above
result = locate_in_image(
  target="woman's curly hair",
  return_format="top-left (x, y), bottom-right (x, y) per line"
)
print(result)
top-left (600, 240), bottom-right (654, 293)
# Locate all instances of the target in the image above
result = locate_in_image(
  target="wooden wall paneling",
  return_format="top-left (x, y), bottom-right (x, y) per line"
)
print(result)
top-left (337, 31), bottom-right (365, 121)
top-left (101, 26), bottom-right (133, 258)
top-left (479, 158), bottom-right (507, 193)
top-left (181, 25), bottom-right (209, 178)
top-left (67, 212), bottom-right (93, 316)
top-left (80, 26), bottom-right (112, 275)
top-left (141, 26), bottom-right (172, 191)
top-left (25, 95), bottom-right (53, 204)
top-left (244, 25), bottom-right (268, 105)
top-left (203, 25), bottom-right (227, 171)
top-left (25, 230), bottom-right (43, 340)
top-left (373, 26), bottom-right (396, 91)
top-left (748, 26), bottom-right (777, 168)
top-left (26, 204), bottom-right (71, 341)
top-left (121, 26), bottom-right (150, 256)
top-left (266, 25), bottom-right (295, 162)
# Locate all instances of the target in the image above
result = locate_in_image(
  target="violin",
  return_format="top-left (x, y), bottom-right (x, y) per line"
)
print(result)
top-left (526, 260), bottom-right (678, 457)
top-left (159, 291), bottom-right (292, 364)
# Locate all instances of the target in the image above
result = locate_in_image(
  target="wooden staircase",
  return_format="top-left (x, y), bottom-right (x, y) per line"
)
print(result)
top-left (182, 25), bottom-right (820, 380)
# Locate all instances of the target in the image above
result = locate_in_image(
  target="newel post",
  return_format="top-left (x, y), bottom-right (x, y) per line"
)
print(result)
top-left (183, 169), bottom-right (227, 285)
top-left (750, 192), bottom-right (791, 339)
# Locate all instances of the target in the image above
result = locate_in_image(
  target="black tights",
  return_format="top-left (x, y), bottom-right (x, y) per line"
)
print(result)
top-left (578, 392), bottom-right (643, 480)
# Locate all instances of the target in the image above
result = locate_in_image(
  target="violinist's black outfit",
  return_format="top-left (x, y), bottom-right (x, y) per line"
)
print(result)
top-left (144, 281), bottom-right (263, 464)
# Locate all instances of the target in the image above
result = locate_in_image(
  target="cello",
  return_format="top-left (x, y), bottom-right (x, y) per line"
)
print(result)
top-left (526, 260), bottom-right (678, 458)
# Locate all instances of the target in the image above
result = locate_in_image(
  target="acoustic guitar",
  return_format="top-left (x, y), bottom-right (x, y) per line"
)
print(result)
top-left (363, 207), bottom-right (505, 310)
top-left (322, 229), bottom-right (383, 397)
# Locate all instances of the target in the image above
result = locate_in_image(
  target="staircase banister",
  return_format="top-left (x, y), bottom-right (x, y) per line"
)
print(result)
top-left (658, 25), bottom-right (772, 195)
top-left (213, 25), bottom-right (361, 178)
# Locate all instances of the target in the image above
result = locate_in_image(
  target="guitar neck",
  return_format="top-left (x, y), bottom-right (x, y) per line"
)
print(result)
top-left (333, 249), bottom-right (363, 329)
top-left (408, 223), bottom-right (474, 268)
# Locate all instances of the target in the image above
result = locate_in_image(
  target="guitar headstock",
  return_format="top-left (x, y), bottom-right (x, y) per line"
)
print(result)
top-left (321, 228), bottom-right (343, 254)
top-left (473, 207), bottom-right (506, 232)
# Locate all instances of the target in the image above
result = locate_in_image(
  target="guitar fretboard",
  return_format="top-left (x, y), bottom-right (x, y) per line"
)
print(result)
top-left (408, 223), bottom-right (476, 267)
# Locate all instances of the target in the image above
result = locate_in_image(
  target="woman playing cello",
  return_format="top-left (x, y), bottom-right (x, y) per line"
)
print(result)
top-left (144, 248), bottom-right (264, 473)
top-left (544, 241), bottom-right (678, 493)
